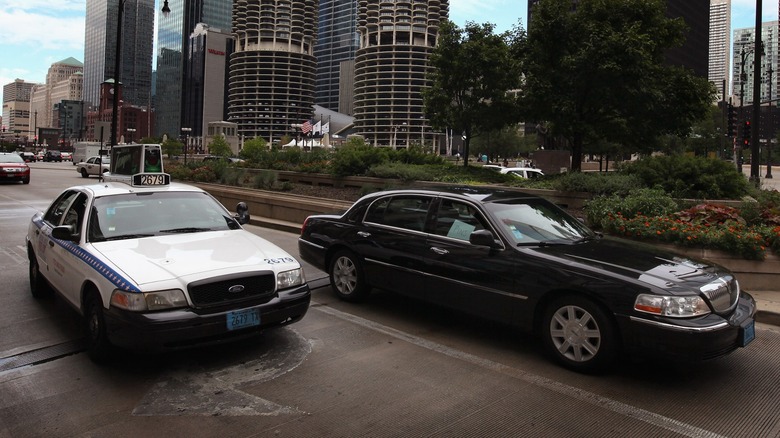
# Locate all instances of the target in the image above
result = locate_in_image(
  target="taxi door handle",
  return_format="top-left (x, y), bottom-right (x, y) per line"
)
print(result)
top-left (48, 241), bottom-right (55, 247)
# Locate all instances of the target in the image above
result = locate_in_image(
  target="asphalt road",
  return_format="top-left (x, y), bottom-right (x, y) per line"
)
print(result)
top-left (2, 162), bottom-right (780, 437)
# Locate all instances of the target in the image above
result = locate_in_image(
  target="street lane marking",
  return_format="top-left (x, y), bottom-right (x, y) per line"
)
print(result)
top-left (313, 302), bottom-right (727, 438)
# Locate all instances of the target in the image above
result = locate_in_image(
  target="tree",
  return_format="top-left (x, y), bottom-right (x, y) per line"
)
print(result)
top-left (520, 0), bottom-right (714, 171)
top-left (161, 138), bottom-right (182, 158)
top-left (422, 20), bottom-right (523, 166)
top-left (239, 137), bottom-right (268, 162)
top-left (207, 135), bottom-right (232, 157)
top-left (469, 126), bottom-right (526, 162)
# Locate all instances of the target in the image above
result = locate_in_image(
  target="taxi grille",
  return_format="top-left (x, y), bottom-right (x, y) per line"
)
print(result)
top-left (188, 272), bottom-right (275, 309)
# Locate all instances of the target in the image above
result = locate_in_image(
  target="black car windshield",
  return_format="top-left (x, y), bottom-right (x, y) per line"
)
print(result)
top-left (485, 198), bottom-right (595, 245)
top-left (88, 191), bottom-right (240, 242)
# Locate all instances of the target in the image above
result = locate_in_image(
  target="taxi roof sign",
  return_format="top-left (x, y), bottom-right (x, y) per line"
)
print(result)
top-left (110, 144), bottom-right (164, 176)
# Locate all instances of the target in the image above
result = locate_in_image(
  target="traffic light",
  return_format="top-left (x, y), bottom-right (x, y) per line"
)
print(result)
top-left (727, 104), bottom-right (737, 137)
top-left (742, 120), bottom-right (751, 146)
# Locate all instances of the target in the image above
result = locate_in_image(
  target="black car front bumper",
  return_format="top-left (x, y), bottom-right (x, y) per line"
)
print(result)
top-left (621, 292), bottom-right (757, 362)
top-left (103, 284), bottom-right (311, 351)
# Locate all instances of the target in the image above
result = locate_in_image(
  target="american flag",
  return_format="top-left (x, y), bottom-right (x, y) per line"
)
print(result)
top-left (301, 120), bottom-right (313, 134)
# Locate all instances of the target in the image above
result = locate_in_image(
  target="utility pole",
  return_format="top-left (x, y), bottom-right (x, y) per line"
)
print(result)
top-left (750, 0), bottom-right (763, 186)
top-left (767, 64), bottom-right (774, 179)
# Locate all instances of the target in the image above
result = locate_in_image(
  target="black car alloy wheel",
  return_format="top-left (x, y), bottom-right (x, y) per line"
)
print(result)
top-left (329, 250), bottom-right (369, 302)
top-left (542, 295), bottom-right (617, 373)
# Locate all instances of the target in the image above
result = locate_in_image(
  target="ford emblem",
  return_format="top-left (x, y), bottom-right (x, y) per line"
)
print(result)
top-left (228, 285), bottom-right (245, 294)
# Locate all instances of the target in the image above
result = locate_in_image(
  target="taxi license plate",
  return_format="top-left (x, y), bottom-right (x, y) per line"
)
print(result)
top-left (741, 320), bottom-right (755, 347)
top-left (227, 309), bottom-right (260, 331)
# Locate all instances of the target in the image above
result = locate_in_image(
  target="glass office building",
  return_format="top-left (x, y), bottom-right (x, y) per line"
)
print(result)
top-left (314, 0), bottom-right (359, 112)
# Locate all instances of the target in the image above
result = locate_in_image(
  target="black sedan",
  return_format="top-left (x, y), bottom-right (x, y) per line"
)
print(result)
top-left (298, 187), bottom-right (756, 372)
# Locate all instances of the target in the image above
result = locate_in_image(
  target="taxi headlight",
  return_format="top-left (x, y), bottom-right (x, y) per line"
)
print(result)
top-left (634, 294), bottom-right (711, 318)
top-left (110, 289), bottom-right (188, 311)
top-left (277, 268), bottom-right (304, 290)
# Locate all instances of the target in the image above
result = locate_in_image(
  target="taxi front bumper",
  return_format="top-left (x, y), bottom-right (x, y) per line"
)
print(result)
top-left (103, 284), bottom-right (310, 351)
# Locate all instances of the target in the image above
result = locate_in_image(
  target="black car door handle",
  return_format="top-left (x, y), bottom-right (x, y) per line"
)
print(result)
top-left (357, 231), bottom-right (371, 238)
top-left (430, 247), bottom-right (449, 255)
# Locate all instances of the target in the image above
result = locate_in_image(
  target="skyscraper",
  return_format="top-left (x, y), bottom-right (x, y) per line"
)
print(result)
top-left (709, 0), bottom-right (731, 101)
top-left (155, 0), bottom-right (233, 138)
top-left (353, 0), bottom-right (449, 148)
top-left (732, 22), bottom-right (779, 107)
top-left (314, 0), bottom-right (360, 112)
top-left (82, 0), bottom-right (155, 110)
top-left (228, 0), bottom-right (318, 144)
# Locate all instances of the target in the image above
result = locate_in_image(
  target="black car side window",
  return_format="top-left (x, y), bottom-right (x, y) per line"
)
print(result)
top-left (365, 196), bottom-right (432, 232)
top-left (43, 191), bottom-right (81, 226)
top-left (432, 199), bottom-right (486, 241)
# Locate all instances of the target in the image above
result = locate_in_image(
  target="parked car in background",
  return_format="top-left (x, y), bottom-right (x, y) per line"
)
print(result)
top-left (298, 187), bottom-right (756, 372)
top-left (19, 152), bottom-right (37, 163)
top-left (35, 151), bottom-right (44, 161)
top-left (202, 155), bottom-right (245, 164)
top-left (75, 156), bottom-right (111, 177)
top-left (499, 167), bottom-right (545, 179)
top-left (61, 152), bottom-right (72, 162)
top-left (43, 150), bottom-right (63, 162)
top-left (0, 152), bottom-right (31, 184)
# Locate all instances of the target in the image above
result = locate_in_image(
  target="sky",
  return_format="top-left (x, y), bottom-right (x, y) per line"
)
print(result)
top-left (0, 0), bottom-right (775, 110)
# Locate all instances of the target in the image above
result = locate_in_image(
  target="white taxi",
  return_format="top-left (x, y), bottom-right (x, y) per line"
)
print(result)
top-left (26, 146), bottom-right (310, 360)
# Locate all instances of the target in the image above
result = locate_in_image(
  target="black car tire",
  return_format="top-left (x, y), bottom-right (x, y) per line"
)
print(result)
top-left (80, 168), bottom-right (89, 178)
top-left (28, 250), bottom-right (53, 299)
top-left (329, 250), bottom-right (370, 302)
top-left (84, 292), bottom-right (113, 362)
top-left (542, 295), bottom-right (618, 373)
top-left (22, 178), bottom-right (30, 184)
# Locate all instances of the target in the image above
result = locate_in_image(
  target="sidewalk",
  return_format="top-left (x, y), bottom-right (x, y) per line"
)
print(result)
top-left (751, 291), bottom-right (780, 327)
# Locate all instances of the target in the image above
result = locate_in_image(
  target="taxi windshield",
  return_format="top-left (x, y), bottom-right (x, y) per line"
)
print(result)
top-left (88, 191), bottom-right (240, 242)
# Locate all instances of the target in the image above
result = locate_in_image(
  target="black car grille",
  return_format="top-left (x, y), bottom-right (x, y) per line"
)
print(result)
top-left (700, 276), bottom-right (739, 313)
top-left (188, 272), bottom-right (276, 309)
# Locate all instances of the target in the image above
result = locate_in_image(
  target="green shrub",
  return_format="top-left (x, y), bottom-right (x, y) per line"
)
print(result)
top-left (220, 168), bottom-right (246, 186)
top-left (551, 172), bottom-right (643, 196)
top-left (585, 188), bottom-right (679, 229)
top-left (367, 163), bottom-right (434, 181)
top-left (252, 170), bottom-right (277, 190)
top-left (329, 144), bottom-right (390, 176)
top-left (619, 155), bottom-right (751, 199)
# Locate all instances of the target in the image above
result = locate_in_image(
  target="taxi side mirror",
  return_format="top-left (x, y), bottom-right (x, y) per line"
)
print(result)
top-left (52, 225), bottom-right (79, 242)
top-left (235, 202), bottom-right (250, 225)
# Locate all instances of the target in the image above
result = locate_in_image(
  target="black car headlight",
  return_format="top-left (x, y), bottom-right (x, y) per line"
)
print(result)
top-left (634, 294), bottom-right (711, 318)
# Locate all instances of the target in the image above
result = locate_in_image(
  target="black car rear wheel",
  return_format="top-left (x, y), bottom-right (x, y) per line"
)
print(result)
top-left (329, 250), bottom-right (370, 302)
top-left (542, 295), bottom-right (617, 373)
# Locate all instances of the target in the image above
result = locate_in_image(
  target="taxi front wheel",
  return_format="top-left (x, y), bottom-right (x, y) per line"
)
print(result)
top-left (28, 250), bottom-right (53, 299)
top-left (84, 292), bottom-right (114, 362)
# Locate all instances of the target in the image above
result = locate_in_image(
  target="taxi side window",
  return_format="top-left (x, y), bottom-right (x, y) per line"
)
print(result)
top-left (43, 191), bottom-right (80, 226)
top-left (62, 193), bottom-right (88, 232)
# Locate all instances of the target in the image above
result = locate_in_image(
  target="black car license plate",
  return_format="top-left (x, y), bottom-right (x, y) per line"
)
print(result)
top-left (227, 309), bottom-right (260, 331)
top-left (741, 320), bottom-right (755, 347)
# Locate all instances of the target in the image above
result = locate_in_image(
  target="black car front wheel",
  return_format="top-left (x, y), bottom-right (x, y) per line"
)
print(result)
top-left (542, 295), bottom-right (618, 373)
top-left (329, 250), bottom-right (370, 302)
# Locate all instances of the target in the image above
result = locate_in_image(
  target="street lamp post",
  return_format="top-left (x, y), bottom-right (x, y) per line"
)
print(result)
top-left (181, 127), bottom-right (191, 165)
top-left (110, 0), bottom-right (127, 148)
top-left (767, 65), bottom-right (774, 179)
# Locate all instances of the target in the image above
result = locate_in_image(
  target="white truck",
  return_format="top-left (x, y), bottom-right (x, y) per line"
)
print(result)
top-left (72, 142), bottom-right (106, 165)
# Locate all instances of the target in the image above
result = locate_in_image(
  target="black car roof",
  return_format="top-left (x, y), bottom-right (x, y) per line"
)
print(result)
top-left (360, 186), bottom-right (543, 205)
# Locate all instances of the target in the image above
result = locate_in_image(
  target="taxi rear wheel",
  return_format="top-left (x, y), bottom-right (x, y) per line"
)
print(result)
top-left (84, 292), bottom-right (114, 362)
top-left (28, 250), bottom-right (53, 299)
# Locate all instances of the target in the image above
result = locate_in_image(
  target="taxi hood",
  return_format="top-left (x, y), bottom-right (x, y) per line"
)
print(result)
top-left (91, 230), bottom-right (297, 286)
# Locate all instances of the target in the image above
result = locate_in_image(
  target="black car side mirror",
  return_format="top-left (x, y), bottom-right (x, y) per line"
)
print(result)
top-left (235, 202), bottom-right (250, 225)
top-left (469, 229), bottom-right (500, 248)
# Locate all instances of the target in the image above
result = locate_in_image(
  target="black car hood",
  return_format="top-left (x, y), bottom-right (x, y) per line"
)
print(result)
top-left (531, 236), bottom-right (727, 293)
